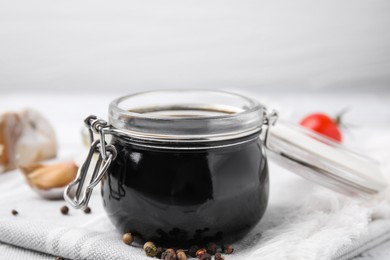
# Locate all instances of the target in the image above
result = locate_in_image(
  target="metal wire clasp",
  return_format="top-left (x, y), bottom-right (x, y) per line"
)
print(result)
top-left (260, 109), bottom-right (278, 149)
top-left (64, 116), bottom-right (117, 209)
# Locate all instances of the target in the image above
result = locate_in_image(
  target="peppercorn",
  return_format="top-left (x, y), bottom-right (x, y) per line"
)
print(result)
top-left (214, 252), bottom-right (224, 260)
top-left (189, 245), bottom-right (199, 257)
top-left (143, 241), bottom-right (157, 257)
top-left (83, 207), bottom-right (91, 214)
top-left (11, 209), bottom-right (18, 216)
top-left (165, 248), bottom-right (176, 258)
top-left (207, 242), bottom-right (217, 255)
top-left (122, 233), bottom-right (134, 245)
top-left (200, 253), bottom-right (212, 260)
top-left (196, 248), bottom-right (207, 259)
top-left (60, 206), bottom-right (69, 215)
top-left (222, 245), bottom-right (234, 254)
top-left (177, 251), bottom-right (187, 260)
top-left (161, 252), bottom-right (175, 260)
top-left (156, 247), bottom-right (164, 258)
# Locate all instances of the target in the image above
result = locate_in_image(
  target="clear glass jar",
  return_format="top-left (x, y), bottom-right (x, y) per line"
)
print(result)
top-left (104, 90), bottom-right (268, 246)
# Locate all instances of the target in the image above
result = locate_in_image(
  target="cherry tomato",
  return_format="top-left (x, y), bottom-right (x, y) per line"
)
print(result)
top-left (300, 113), bottom-right (342, 143)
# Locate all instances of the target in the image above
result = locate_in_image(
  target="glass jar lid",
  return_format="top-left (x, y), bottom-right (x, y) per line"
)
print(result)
top-left (264, 120), bottom-right (387, 199)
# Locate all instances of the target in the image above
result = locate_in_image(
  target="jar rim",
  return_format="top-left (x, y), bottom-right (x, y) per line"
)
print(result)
top-left (108, 89), bottom-right (265, 142)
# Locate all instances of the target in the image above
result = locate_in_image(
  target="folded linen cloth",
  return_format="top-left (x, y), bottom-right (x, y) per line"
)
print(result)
top-left (334, 219), bottom-right (390, 260)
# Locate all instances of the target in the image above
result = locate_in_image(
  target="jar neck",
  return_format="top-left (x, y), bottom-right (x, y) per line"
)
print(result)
top-left (108, 128), bottom-right (262, 150)
top-left (108, 90), bottom-right (265, 143)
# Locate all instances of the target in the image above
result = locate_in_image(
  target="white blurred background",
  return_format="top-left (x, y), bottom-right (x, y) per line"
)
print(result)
top-left (1, 0), bottom-right (390, 93)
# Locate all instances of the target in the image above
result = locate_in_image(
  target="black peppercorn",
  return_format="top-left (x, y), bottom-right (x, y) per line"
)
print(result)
top-left (165, 248), bottom-right (176, 258)
top-left (189, 245), bottom-right (199, 257)
top-left (161, 252), bottom-right (175, 260)
top-left (83, 207), bottom-right (91, 214)
top-left (222, 245), bottom-right (234, 254)
top-left (214, 252), bottom-right (224, 260)
top-left (122, 233), bottom-right (134, 245)
top-left (176, 249), bottom-right (185, 254)
top-left (177, 251), bottom-right (187, 260)
top-left (11, 209), bottom-right (18, 216)
top-left (207, 242), bottom-right (217, 255)
top-left (200, 253), bottom-right (212, 260)
top-left (196, 248), bottom-right (207, 259)
top-left (60, 206), bottom-right (69, 215)
top-left (143, 241), bottom-right (157, 257)
top-left (156, 247), bottom-right (164, 258)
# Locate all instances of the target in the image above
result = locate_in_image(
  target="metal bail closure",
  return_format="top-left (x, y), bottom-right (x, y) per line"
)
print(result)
top-left (261, 109), bottom-right (387, 199)
top-left (64, 116), bottom-right (117, 209)
top-left (260, 109), bottom-right (279, 150)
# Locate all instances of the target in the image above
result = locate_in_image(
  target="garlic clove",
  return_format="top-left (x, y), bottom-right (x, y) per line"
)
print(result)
top-left (20, 161), bottom-right (78, 199)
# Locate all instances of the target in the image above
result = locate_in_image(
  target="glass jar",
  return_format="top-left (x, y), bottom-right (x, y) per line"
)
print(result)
top-left (65, 90), bottom-right (386, 247)
top-left (108, 90), bottom-right (269, 246)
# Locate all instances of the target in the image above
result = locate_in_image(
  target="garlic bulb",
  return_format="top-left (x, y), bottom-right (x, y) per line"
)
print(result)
top-left (0, 112), bottom-right (23, 172)
top-left (0, 109), bottom-right (57, 173)
top-left (17, 109), bottom-right (58, 166)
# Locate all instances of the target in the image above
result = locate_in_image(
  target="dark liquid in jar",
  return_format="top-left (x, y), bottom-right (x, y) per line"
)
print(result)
top-left (101, 109), bottom-right (269, 247)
